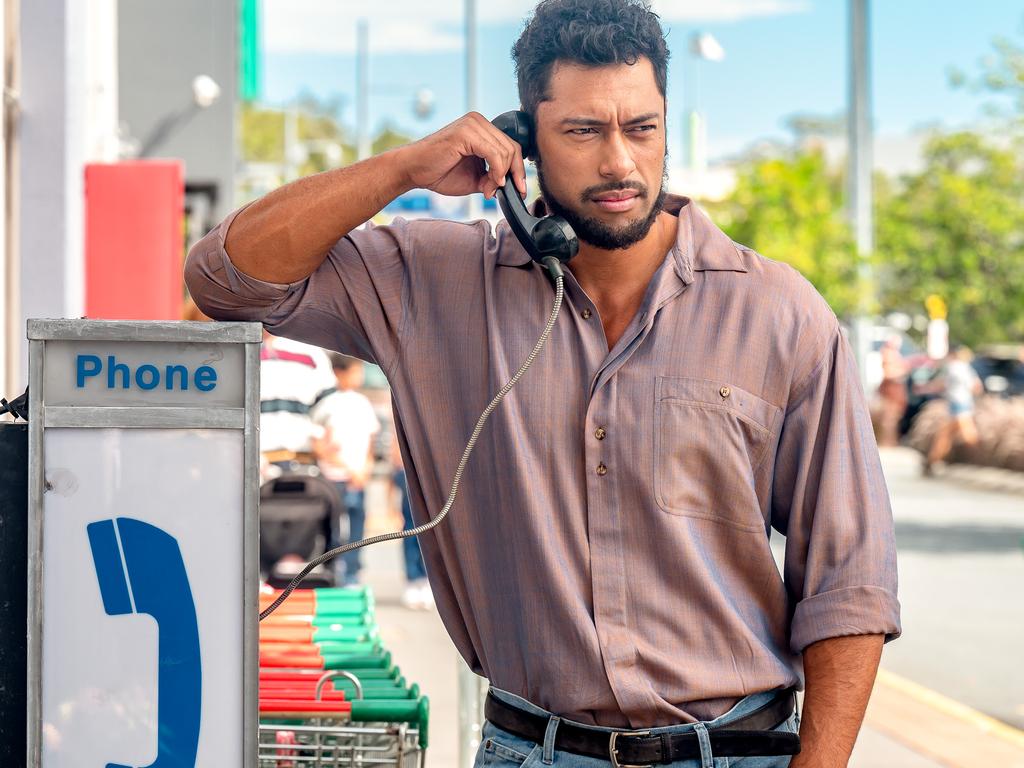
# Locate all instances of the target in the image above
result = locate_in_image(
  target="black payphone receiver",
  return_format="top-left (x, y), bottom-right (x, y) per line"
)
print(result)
top-left (490, 111), bottom-right (578, 279)
top-left (259, 113), bottom-right (574, 621)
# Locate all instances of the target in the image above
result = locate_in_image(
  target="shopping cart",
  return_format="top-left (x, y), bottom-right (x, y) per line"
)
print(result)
top-left (258, 585), bottom-right (430, 767)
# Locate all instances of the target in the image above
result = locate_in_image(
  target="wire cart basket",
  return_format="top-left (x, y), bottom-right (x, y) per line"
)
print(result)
top-left (258, 586), bottom-right (430, 767)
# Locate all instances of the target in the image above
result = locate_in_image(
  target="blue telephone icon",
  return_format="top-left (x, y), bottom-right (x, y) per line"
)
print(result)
top-left (87, 518), bottom-right (202, 768)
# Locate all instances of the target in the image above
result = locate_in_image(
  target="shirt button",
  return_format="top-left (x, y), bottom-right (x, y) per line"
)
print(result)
top-left (720, 386), bottom-right (731, 398)
top-left (581, 308), bottom-right (592, 319)
top-left (594, 427), bottom-right (607, 440)
top-left (596, 463), bottom-right (608, 476)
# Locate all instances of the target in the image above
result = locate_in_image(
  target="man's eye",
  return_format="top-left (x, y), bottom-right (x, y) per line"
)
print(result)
top-left (569, 127), bottom-right (598, 135)
top-left (629, 125), bottom-right (657, 133)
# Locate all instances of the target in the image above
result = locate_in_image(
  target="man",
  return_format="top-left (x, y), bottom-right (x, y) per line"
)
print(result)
top-left (313, 352), bottom-right (381, 585)
top-left (186, 1), bottom-right (900, 764)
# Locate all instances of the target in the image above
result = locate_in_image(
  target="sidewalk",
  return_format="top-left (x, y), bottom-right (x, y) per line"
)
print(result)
top-left (359, 485), bottom-right (1024, 767)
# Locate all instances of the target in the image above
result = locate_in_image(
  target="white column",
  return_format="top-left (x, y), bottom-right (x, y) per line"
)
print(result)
top-left (0, 0), bottom-right (9, 399)
top-left (17, 0), bottom-right (113, 387)
top-left (85, 0), bottom-right (119, 162)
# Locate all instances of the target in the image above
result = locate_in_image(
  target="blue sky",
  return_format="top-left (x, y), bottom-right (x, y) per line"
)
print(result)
top-left (261, 1), bottom-right (1022, 162)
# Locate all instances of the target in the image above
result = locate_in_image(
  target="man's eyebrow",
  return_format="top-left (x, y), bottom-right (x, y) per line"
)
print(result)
top-left (560, 112), bottom-right (661, 127)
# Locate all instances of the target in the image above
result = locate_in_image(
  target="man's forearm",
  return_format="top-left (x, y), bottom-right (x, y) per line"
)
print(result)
top-left (791, 634), bottom-right (884, 768)
top-left (224, 149), bottom-right (412, 284)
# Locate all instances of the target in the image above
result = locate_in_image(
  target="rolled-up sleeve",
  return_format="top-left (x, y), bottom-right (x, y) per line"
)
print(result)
top-left (770, 321), bottom-right (902, 654)
top-left (184, 205), bottom-right (412, 373)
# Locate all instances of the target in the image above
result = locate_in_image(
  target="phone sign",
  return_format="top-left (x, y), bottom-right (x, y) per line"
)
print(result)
top-left (87, 517), bottom-right (202, 767)
top-left (42, 340), bottom-right (244, 408)
top-left (41, 429), bottom-right (243, 768)
top-left (29, 321), bottom-right (259, 768)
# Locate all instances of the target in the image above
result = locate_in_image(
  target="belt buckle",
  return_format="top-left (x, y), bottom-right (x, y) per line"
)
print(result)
top-left (609, 729), bottom-right (652, 768)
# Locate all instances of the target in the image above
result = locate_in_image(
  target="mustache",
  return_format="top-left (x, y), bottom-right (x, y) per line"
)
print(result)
top-left (579, 180), bottom-right (648, 204)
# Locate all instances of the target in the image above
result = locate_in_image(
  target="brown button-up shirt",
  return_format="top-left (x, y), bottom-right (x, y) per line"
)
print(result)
top-left (186, 195), bottom-right (900, 728)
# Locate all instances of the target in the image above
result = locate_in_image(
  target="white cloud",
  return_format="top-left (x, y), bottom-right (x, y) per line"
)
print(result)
top-left (656, 0), bottom-right (810, 23)
top-left (264, 0), bottom-right (810, 54)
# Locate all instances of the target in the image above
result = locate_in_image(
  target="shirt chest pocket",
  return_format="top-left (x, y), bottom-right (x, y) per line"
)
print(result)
top-left (654, 376), bottom-right (782, 531)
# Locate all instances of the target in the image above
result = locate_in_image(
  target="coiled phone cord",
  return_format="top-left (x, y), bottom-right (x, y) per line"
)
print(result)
top-left (260, 258), bottom-right (565, 621)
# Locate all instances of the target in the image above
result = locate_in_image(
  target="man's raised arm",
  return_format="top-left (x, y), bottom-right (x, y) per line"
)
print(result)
top-left (218, 112), bottom-right (528, 285)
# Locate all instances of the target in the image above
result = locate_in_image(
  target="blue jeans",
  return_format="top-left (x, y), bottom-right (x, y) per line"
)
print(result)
top-left (474, 687), bottom-right (800, 768)
top-left (395, 469), bottom-right (427, 582)
top-left (332, 482), bottom-right (365, 583)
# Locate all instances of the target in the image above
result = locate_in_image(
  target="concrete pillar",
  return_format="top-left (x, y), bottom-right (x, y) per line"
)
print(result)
top-left (12, 0), bottom-right (117, 390)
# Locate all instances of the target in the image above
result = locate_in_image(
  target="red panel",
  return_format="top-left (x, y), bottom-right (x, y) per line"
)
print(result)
top-left (84, 161), bottom-right (185, 320)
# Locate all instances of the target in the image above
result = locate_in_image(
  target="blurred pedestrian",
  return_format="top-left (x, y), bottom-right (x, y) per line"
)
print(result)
top-left (876, 334), bottom-right (909, 447)
top-left (924, 344), bottom-right (983, 475)
top-left (390, 436), bottom-right (433, 610)
top-left (260, 330), bottom-right (335, 477)
top-left (314, 352), bottom-right (381, 586)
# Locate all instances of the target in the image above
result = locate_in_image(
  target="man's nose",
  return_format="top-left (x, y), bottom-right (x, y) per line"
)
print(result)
top-left (599, 131), bottom-right (638, 180)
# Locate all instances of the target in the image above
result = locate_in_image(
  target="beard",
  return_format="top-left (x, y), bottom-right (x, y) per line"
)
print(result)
top-left (535, 157), bottom-right (668, 251)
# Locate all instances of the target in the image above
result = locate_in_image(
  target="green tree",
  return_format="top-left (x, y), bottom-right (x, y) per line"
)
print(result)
top-left (875, 131), bottom-right (1024, 345)
top-left (240, 101), bottom-right (414, 176)
top-left (239, 104), bottom-right (287, 163)
top-left (712, 148), bottom-right (862, 319)
top-left (372, 122), bottom-right (414, 155)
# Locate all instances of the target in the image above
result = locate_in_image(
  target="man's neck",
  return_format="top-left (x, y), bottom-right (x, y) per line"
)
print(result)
top-left (567, 210), bottom-right (678, 317)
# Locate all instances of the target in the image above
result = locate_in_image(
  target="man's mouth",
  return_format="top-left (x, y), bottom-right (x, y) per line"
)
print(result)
top-left (592, 190), bottom-right (641, 212)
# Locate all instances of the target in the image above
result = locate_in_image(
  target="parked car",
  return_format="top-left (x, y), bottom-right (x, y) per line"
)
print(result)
top-left (898, 345), bottom-right (1024, 436)
top-left (973, 344), bottom-right (1024, 398)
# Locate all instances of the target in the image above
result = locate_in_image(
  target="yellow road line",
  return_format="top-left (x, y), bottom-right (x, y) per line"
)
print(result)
top-left (876, 669), bottom-right (1024, 749)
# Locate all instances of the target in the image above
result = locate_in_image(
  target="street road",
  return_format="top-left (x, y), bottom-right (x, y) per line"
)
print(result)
top-left (773, 447), bottom-right (1024, 730)
top-left (877, 448), bottom-right (1024, 729)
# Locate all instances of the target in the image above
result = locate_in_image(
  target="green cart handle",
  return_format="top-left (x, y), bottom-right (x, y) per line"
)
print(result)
top-left (311, 624), bottom-right (379, 642)
top-left (350, 696), bottom-right (430, 748)
top-left (321, 650), bottom-right (391, 669)
top-left (309, 611), bottom-right (376, 627)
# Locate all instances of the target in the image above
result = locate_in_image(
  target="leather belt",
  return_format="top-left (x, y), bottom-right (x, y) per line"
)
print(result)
top-left (484, 689), bottom-right (800, 766)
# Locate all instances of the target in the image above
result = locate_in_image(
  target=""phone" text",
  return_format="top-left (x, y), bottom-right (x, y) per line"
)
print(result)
top-left (75, 354), bottom-right (218, 391)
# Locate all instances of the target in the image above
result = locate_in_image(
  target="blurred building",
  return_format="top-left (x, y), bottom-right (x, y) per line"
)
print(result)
top-left (1, 0), bottom-right (250, 399)
top-left (119, 0), bottom-right (238, 231)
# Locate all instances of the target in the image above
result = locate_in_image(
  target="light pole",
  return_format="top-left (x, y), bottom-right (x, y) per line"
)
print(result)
top-left (465, 0), bottom-right (481, 220)
top-left (356, 19), bottom-right (371, 161)
top-left (686, 32), bottom-right (724, 173)
top-left (847, 0), bottom-right (873, 390)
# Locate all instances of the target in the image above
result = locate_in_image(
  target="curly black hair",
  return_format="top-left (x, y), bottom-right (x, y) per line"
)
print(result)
top-left (512, 0), bottom-right (669, 117)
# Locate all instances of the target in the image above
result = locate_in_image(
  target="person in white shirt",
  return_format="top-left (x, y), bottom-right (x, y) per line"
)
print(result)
top-left (924, 344), bottom-right (983, 475)
top-left (259, 331), bottom-right (335, 472)
top-left (313, 352), bottom-right (381, 585)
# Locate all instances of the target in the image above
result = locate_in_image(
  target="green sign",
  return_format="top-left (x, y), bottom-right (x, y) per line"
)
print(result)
top-left (239, 0), bottom-right (262, 102)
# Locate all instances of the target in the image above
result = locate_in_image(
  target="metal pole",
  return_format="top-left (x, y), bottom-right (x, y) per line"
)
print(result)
top-left (457, 656), bottom-right (486, 768)
top-left (687, 51), bottom-right (700, 171)
top-left (465, 0), bottom-right (481, 220)
top-left (465, 0), bottom-right (477, 115)
top-left (283, 103), bottom-right (299, 181)
top-left (847, 0), bottom-right (873, 391)
top-left (356, 18), bottom-right (370, 161)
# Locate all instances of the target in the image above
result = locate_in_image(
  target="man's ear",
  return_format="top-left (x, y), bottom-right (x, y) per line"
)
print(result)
top-left (520, 110), bottom-right (538, 161)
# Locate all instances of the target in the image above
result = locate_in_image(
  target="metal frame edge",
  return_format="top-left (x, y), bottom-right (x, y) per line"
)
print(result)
top-left (26, 340), bottom-right (44, 768)
top-left (243, 339), bottom-right (260, 766)
top-left (43, 406), bottom-right (246, 430)
top-left (27, 319), bottom-right (262, 344)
